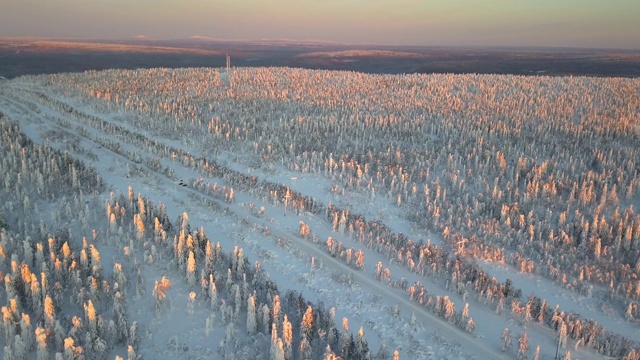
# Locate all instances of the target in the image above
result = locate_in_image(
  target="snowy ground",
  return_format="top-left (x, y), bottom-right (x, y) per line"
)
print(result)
top-left (1, 71), bottom-right (638, 360)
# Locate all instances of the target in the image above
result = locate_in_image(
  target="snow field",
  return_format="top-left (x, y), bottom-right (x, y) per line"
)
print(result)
top-left (2, 67), bottom-right (640, 360)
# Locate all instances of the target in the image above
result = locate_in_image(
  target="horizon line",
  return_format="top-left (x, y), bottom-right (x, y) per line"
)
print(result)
top-left (1, 35), bottom-right (639, 52)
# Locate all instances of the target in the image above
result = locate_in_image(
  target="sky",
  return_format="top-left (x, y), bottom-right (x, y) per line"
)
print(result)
top-left (1, 0), bottom-right (639, 49)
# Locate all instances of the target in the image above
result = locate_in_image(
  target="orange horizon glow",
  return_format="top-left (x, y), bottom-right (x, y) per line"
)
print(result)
top-left (1, 0), bottom-right (639, 49)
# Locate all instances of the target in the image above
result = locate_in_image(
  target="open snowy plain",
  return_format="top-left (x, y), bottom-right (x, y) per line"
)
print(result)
top-left (0, 67), bottom-right (639, 359)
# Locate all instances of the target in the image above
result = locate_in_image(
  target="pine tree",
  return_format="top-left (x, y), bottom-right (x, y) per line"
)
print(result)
top-left (392, 349), bottom-right (399, 360)
top-left (35, 327), bottom-right (49, 360)
top-left (247, 295), bottom-right (257, 334)
top-left (205, 314), bottom-right (215, 336)
top-left (299, 336), bottom-right (313, 360)
top-left (270, 338), bottom-right (285, 360)
top-left (2, 305), bottom-right (16, 344)
top-left (205, 241), bottom-right (215, 274)
top-left (272, 294), bottom-right (281, 325)
top-left (375, 344), bottom-right (390, 360)
top-left (152, 276), bottom-right (172, 314)
top-left (63, 337), bottom-right (77, 360)
top-left (299, 221), bottom-right (310, 238)
top-left (14, 334), bottom-right (26, 360)
top-left (44, 295), bottom-right (55, 330)
top-left (92, 337), bottom-right (107, 360)
top-left (113, 292), bottom-right (128, 344)
top-left (443, 296), bottom-right (455, 321)
top-left (341, 317), bottom-right (350, 355)
top-left (261, 304), bottom-right (270, 334)
top-left (83, 300), bottom-right (97, 336)
top-left (209, 275), bottom-right (218, 310)
top-left (282, 315), bottom-right (293, 360)
top-left (324, 344), bottom-right (339, 360)
top-left (186, 251), bottom-right (196, 287)
top-left (501, 328), bottom-right (512, 352)
top-left (533, 345), bottom-right (540, 360)
top-left (465, 318), bottom-right (476, 334)
top-left (355, 327), bottom-right (371, 360)
top-left (225, 322), bottom-right (234, 344)
top-left (113, 263), bottom-right (127, 294)
top-left (128, 321), bottom-right (139, 349)
top-left (4, 345), bottom-right (15, 360)
top-left (187, 292), bottom-right (196, 320)
top-left (54, 320), bottom-right (65, 352)
top-left (301, 305), bottom-right (314, 340)
top-left (517, 332), bottom-right (529, 360)
top-left (127, 345), bottom-right (138, 360)
top-left (271, 323), bottom-right (278, 347)
top-left (233, 284), bottom-right (242, 317)
top-left (558, 321), bottom-right (568, 349)
top-left (68, 317), bottom-right (83, 344)
top-left (90, 245), bottom-right (102, 277)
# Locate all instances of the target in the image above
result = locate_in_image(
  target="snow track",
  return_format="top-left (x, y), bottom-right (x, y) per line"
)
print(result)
top-left (0, 83), bottom-right (513, 359)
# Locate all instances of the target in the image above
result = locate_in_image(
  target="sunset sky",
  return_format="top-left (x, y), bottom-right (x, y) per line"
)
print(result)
top-left (2, 0), bottom-right (639, 49)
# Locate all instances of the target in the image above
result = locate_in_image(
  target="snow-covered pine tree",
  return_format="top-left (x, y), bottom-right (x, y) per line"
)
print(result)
top-left (272, 294), bottom-right (281, 325)
top-left (53, 320), bottom-right (66, 352)
top-left (209, 275), bottom-right (218, 310)
top-left (533, 345), bottom-right (540, 360)
top-left (299, 336), bottom-right (313, 360)
top-left (4, 344), bottom-right (15, 360)
top-left (83, 300), bottom-right (97, 336)
top-left (261, 304), bottom-right (270, 334)
top-left (355, 327), bottom-right (371, 360)
top-left (282, 315), bottom-right (293, 359)
top-left (43, 295), bottom-right (55, 331)
top-left (301, 305), bottom-right (314, 341)
top-left (14, 334), bottom-right (25, 360)
top-left (127, 345), bottom-right (138, 360)
top-left (501, 328), bottom-right (511, 352)
top-left (233, 284), bottom-right (242, 317)
top-left (247, 294), bottom-right (257, 334)
top-left (152, 276), bottom-right (172, 314)
top-left (128, 321), bottom-right (139, 349)
top-left (35, 327), bottom-right (49, 360)
top-left (2, 305), bottom-right (16, 344)
top-left (517, 332), bottom-right (529, 360)
top-left (188, 292), bottom-right (196, 320)
top-left (67, 316), bottom-right (83, 344)
top-left (392, 349), bottom-right (399, 360)
top-left (270, 338), bottom-right (284, 360)
top-left (92, 337), bottom-right (107, 360)
top-left (113, 292), bottom-right (128, 344)
top-left (324, 344), bottom-right (339, 360)
top-left (186, 251), bottom-right (196, 287)
top-left (63, 337), bottom-right (77, 360)
top-left (340, 317), bottom-right (350, 355)
top-left (112, 263), bottom-right (127, 295)
top-left (204, 241), bottom-right (215, 274)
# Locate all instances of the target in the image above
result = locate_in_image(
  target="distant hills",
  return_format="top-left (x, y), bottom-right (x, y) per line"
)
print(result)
top-left (1, 37), bottom-right (638, 79)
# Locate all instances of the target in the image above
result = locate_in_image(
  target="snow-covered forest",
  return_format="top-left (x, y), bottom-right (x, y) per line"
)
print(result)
top-left (1, 67), bottom-right (639, 359)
